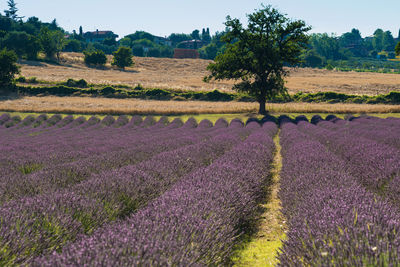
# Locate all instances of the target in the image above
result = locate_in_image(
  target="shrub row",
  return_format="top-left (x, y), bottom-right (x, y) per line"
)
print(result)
top-left (17, 85), bottom-right (243, 102)
top-left (16, 83), bottom-right (400, 104)
top-left (291, 91), bottom-right (400, 104)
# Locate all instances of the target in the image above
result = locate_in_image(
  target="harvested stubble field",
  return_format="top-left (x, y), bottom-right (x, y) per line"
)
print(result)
top-left (20, 52), bottom-right (400, 96)
top-left (1, 96), bottom-right (400, 115)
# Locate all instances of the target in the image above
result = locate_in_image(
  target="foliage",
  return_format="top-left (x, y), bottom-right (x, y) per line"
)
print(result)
top-left (118, 35), bottom-right (174, 58)
top-left (124, 31), bottom-right (154, 42)
top-left (309, 33), bottom-right (347, 60)
top-left (191, 29), bottom-right (200, 40)
top-left (102, 37), bottom-right (117, 46)
top-left (205, 5), bottom-right (311, 114)
top-left (159, 46), bottom-right (173, 57)
top-left (15, 76), bottom-right (25, 82)
top-left (64, 39), bottom-right (82, 52)
top-left (89, 42), bottom-right (117, 55)
top-left (119, 37), bottom-right (132, 47)
top-left (388, 52), bottom-right (396, 59)
top-left (99, 86), bottom-right (116, 95)
top-left (112, 47), bottom-right (133, 70)
top-left (65, 78), bottom-right (88, 88)
top-left (1, 31), bottom-right (41, 59)
top-left (27, 76), bottom-right (37, 83)
top-left (168, 33), bottom-right (191, 45)
top-left (131, 38), bottom-right (154, 48)
top-left (147, 47), bottom-right (160, 57)
top-left (199, 31), bottom-right (228, 59)
top-left (132, 45), bottom-right (144, 57)
top-left (303, 49), bottom-right (323, 67)
top-left (339, 28), bottom-right (366, 57)
top-left (199, 43), bottom-right (218, 59)
top-left (0, 48), bottom-right (19, 87)
top-left (303, 28), bottom-right (400, 71)
top-left (201, 28), bottom-right (211, 43)
top-left (83, 50), bottom-right (107, 66)
top-left (396, 42), bottom-right (400, 56)
top-left (39, 27), bottom-right (65, 60)
top-left (38, 27), bottom-right (56, 59)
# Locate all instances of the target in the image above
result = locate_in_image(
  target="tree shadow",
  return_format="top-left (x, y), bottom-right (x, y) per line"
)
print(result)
top-left (120, 69), bottom-right (140, 73)
top-left (0, 90), bottom-right (21, 101)
top-left (18, 59), bottom-right (46, 67)
top-left (112, 67), bottom-right (140, 73)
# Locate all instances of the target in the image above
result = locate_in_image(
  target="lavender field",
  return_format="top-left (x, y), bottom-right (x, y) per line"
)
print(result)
top-left (0, 113), bottom-right (399, 266)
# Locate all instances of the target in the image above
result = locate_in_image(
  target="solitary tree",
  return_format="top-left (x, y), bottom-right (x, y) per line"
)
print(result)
top-left (204, 5), bottom-right (311, 114)
top-left (112, 47), bottom-right (133, 70)
top-left (39, 27), bottom-right (66, 61)
top-left (0, 48), bottom-right (19, 88)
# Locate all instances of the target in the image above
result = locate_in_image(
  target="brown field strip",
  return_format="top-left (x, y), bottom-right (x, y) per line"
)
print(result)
top-left (19, 52), bottom-right (400, 96)
top-left (0, 96), bottom-right (399, 115)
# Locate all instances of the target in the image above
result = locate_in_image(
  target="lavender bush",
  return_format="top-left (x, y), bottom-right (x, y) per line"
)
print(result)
top-left (278, 122), bottom-right (400, 266)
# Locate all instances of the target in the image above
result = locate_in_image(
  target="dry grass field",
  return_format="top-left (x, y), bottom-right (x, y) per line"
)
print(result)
top-left (19, 52), bottom-right (400, 96)
top-left (1, 96), bottom-right (399, 115)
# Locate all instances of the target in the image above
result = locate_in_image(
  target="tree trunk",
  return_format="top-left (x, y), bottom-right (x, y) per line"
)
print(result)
top-left (258, 101), bottom-right (267, 115)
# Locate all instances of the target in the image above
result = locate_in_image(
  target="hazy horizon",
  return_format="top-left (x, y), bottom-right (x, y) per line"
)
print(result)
top-left (1, 0), bottom-right (399, 38)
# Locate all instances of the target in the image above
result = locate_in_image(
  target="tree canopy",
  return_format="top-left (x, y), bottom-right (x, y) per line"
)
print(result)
top-left (38, 27), bottom-right (65, 60)
top-left (205, 5), bottom-right (311, 114)
top-left (396, 42), bottom-right (400, 56)
top-left (112, 46), bottom-right (133, 70)
top-left (0, 48), bottom-right (19, 88)
top-left (84, 50), bottom-right (107, 66)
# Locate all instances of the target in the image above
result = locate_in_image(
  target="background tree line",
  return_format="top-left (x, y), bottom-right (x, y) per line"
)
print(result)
top-left (0, 0), bottom-right (399, 67)
top-left (302, 29), bottom-right (400, 68)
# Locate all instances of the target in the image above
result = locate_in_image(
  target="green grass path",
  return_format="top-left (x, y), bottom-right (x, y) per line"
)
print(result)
top-left (232, 132), bottom-right (285, 266)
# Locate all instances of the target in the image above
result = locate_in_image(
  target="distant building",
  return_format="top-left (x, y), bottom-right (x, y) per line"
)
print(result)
top-left (178, 40), bottom-right (207, 49)
top-left (154, 36), bottom-right (172, 47)
top-left (173, 48), bottom-right (199, 59)
top-left (83, 30), bottom-right (119, 43)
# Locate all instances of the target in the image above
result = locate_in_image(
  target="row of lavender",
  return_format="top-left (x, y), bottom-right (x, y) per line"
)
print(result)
top-left (278, 118), bottom-right (400, 265)
top-left (323, 115), bottom-right (400, 150)
top-left (0, 113), bottom-right (192, 173)
top-left (0, 113), bottom-right (278, 265)
top-left (0, 113), bottom-right (233, 203)
top-left (33, 122), bottom-right (277, 266)
top-left (299, 119), bottom-right (400, 207)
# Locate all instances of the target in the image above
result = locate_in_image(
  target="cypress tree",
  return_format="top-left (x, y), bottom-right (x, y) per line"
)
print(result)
top-left (4, 0), bottom-right (23, 20)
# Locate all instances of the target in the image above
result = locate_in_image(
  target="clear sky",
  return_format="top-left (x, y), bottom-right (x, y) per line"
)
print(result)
top-left (1, 0), bottom-right (399, 38)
